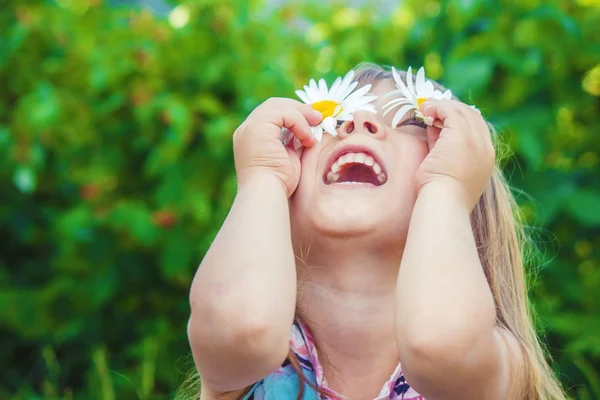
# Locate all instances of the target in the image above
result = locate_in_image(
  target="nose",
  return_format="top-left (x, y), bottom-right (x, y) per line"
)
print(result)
top-left (338, 111), bottom-right (385, 139)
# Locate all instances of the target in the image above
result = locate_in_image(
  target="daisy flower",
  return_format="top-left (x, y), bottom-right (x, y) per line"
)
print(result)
top-left (284, 70), bottom-right (376, 149)
top-left (383, 66), bottom-right (452, 128)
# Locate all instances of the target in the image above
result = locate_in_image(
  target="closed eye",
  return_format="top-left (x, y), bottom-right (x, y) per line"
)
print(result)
top-left (397, 116), bottom-right (427, 130)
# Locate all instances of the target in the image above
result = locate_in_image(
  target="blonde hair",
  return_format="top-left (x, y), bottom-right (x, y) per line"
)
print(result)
top-left (352, 64), bottom-right (566, 399)
top-left (181, 64), bottom-right (567, 400)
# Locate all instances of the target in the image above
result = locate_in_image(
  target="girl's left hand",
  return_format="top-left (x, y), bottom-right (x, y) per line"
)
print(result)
top-left (417, 100), bottom-right (496, 210)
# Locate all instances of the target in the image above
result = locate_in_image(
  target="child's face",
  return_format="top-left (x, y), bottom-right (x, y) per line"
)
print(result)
top-left (290, 79), bottom-right (429, 245)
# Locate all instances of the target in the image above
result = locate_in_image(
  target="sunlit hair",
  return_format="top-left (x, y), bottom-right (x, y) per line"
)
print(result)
top-left (180, 64), bottom-right (567, 400)
top-left (345, 63), bottom-right (566, 400)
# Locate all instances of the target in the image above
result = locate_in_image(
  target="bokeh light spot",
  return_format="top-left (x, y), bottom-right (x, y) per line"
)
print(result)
top-left (169, 5), bottom-right (191, 29)
top-left (332, 8), bottom-right (361, 29)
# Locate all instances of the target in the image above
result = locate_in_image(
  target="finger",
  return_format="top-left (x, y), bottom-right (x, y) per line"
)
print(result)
top-left (425, 125), bottom-right (442, 151)
top-left (297, 103), bottom-right (324, 126)
top-left (286, 146), bottom-right (302, 194)
top-left (420, 99), bottom-right (464, 128)
top-left (255, 99), bottom-right (323, 147)
top-left (258, 97), bottom-right (323, 126)
top-left (256, 106), bottom-right (316, 147)
top-left (276, 107), bottom-right (319, 148)
top-left (422, 100), bottom-right (484, 141)
top-left (283, 130), bottom-right (305, 158)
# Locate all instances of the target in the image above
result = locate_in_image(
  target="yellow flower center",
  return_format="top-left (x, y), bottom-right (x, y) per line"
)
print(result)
top-left (417, 97), bottom-right (427, 109)
top-left (312, 100), bottom-right (342, 118)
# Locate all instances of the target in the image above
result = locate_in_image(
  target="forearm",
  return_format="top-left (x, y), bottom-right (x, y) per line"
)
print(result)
top-left (189, 173), bottom-right (296, 364)
top-left (396, 180), bottom-right (497, 353)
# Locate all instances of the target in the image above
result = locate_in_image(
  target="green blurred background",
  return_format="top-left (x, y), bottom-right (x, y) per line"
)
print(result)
top-left (1, 0), bottom-right (599, 398)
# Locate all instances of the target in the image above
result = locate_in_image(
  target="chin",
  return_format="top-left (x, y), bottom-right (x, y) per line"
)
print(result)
top-left (290, 189), bottom-right (414, 246)
top-left (290, 138), bottom-right (422, 247)
top-left (297, 198), bottom-right (383, 238)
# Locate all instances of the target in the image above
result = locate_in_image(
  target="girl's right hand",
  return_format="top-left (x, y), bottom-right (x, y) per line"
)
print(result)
top-left (233, 98), bottom-right (323, 197)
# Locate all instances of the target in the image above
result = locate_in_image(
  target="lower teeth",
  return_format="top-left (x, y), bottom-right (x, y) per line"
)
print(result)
top-left (325, 172), bottom-right (387, 185)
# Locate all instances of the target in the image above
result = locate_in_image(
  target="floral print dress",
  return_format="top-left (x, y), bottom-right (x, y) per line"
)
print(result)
top-left (242, 320), bottom-right (425, 400)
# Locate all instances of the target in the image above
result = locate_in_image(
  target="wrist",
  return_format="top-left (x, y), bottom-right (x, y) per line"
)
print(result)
top-left (417, 178), bottom-right (473, 212)
top-left (237, 170), bottom-right (290, 199)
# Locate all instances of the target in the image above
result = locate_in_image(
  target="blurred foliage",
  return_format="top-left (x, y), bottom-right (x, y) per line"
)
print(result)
top-left (0, 0), bottom-right (599, 398)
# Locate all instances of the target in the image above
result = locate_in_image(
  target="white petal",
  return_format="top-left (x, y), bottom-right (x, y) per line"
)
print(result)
top-left (311, 125), bottom-right (323, 142)
top-left (420, 81), bottom-right (435, 98)
top-left (293, 137), bottom-right (302, 150)
top-left (337, 112), bottom-right (354, 121)
top-left (415, 67), bottom-right (426, 91)
top-left (392, 104), bottom-right (417, 128)
top-left (344, 100), bottom-right (376, 114)
top-left (382, 99), bottom-right (413, 116)
top-left (304, 84), bottom-right (319, 102)
top-left (391, 67), bottom-right (403, 87)
top-left (322, 117), bottom-right (337, 135)
top-left (342, 84), bottom-right (372, 104)
top-left (431, 89), bottom-right (443, 99)
top-left (329, 77), bottom-right (343, 99)
top-left (309, 79), bottom-right (319, 96)
top-left (318, 78), bottom-right (328, 95)
top-left (361, 103), bottom-right (377, 113)
top-left (391, 68), bottom-right (413, 101)
top-left (295, 90), bottom-right (311, 104)
top-left (346, 97), bottom-right (377, 111)
top-left (332, 72), bottom-right (353, 101)
top-left (337, 81), bottom-right (359, 102)
top-left (422, 115), bottom-right (434, 126)
top-left (340, 70), bottom-right (355, 92)
top-left (405, 67), bottom-right (415, 97)
top-left (383, 97), bottom-right (413, 108)
top-left (281, 127), bottom-right (292, 144)
top-left (342, 96), bottom-right (377, 108)
top-left (442, 89), bottom-right (453, 99)
top-left (356, 95), bottom-right (378, 105)
top-left (333, 104), bottom-right (343, 117)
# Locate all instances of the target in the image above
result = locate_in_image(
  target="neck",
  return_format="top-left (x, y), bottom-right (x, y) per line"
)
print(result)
top-left (295, 236), bottom-right (403, 397)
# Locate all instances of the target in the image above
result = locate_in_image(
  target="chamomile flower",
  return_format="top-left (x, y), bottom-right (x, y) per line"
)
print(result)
top-left (295, 70), bottom-right (377, 142)
top-left (383, 66), bottom-right (452, 128)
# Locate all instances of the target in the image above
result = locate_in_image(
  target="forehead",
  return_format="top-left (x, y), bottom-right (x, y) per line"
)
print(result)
top-left (369, 79), bottom-right (396, 95)
top-left (365, 79), bottom-right (399, 112)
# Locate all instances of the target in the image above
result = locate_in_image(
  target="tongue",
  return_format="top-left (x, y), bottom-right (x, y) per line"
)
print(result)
top-left (338, 163), bottom-right (379, 185)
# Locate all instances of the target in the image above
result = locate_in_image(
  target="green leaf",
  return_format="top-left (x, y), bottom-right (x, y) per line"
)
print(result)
top-left (444, 55), bottom-right (494, 97)
top-left (13, 166), bottom-right (36, 194)
top-left (566, 190), bottom-right (600, 227)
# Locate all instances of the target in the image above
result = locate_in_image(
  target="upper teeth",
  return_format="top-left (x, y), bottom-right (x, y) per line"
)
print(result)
top-left (326, 152), bottom-right (387, 184)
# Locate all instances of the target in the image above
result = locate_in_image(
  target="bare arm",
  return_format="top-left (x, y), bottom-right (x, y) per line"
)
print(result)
top-left (188, 99), bottom-right (321, 392)
top-left (396, 181), bottom-right (521, 399)
top-left (189, 174), bottom-right (295, 391)
top-left (395, 100), bottom-right (523, 399)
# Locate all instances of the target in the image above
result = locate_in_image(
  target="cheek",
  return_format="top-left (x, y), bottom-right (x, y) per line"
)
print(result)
top-left (392, 136), bottom-right (429, 178)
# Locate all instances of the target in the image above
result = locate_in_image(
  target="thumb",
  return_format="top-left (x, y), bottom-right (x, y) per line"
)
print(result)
top-left (425, 125), bottom-right (441, 151)
top-left (286, 146), bottom-right (302, 196)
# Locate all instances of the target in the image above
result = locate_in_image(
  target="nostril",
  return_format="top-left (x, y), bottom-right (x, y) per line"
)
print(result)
top-left (364, 122), bottom-right (377, 134)
top-left (346, 121), bottom-right (355, 134)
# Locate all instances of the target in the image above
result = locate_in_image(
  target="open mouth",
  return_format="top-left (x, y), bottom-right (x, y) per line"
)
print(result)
top-left (324, 151), bottom-right (387, 186)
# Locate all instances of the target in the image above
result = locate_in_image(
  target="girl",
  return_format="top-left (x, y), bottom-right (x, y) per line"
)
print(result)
top-left (186, 65), bottom-right (566, 400)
